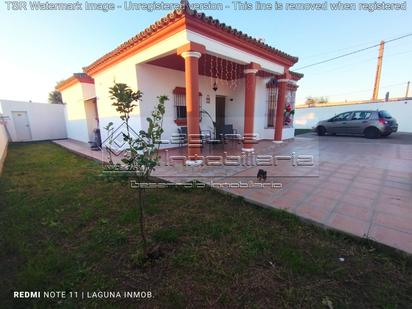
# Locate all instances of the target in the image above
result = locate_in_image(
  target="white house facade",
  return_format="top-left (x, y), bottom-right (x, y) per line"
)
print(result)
top-left (57, 2), bottom-right (303, 158)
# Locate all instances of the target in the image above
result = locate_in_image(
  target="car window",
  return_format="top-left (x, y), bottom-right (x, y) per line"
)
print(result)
top-left (378, 110), bottom-right (392, 119)
top-left (352, 111), bottom-right (372, 120)
top-left (334, 112), bottom-right (352, 121)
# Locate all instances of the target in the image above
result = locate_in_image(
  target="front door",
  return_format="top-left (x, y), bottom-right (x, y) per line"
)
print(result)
top-left (215, 96), bottom-right (225, 136)
top-left (12, 111), bottom-right (32, 141)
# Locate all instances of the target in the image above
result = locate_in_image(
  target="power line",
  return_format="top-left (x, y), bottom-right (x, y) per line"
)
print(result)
top-left (307, 49), bottom-right (412, 76)
top-left (301, 32), bottom-right (411, 61)
top-left (295, 33), bottom-right (412, 71)
top-left (302, 39), bottom-right (379, 61)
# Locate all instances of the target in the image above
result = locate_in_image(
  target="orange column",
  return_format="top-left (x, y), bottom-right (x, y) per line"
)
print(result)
top-left (182, 51), bottom-right (201, 159)
top-left (178, 43), bottom-right (206, 163)
top-left (274, 72), bottom-right (290, 142)
top-left (242, 62), bottom-right (261, 152)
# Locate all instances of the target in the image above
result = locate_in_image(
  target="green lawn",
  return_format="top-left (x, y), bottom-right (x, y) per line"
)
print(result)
top-left (0, 142), bottom-right (411, 308)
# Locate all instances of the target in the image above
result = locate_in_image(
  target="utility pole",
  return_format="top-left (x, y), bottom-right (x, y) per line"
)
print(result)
top-left (372, 40), bottom-right (385, 101)
top-left (406, 81), bottom-right (410, 98)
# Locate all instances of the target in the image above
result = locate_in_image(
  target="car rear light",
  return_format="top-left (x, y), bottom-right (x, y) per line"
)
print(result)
top-left (379, 118), bottom-right (387, 125)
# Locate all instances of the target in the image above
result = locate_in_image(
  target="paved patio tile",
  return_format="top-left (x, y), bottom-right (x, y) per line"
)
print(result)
top-left (319, 166), bottom-right (336, 173)
top-left (353, 181), bottom-right (381, 193)
top-left (327, 213), bottom-right (369, 237)
top-left (305, 195), bottom-right (338, 209)
top-left (333, 173), bottom-right (356, 180)
top-left (318, 182), bottom-right (348, 193)
top-left (341, 194), bottom-right (375, 208)
top-left (316, 187), bottom-right (346, 200)
top-left (335, 169), bottom-right (358, 177)
top-left (377, 194), bottom-right (411, 208)
top-left (369, 224), bottom-right (412, 253)
top-left (346, 187), bottom-right (379, 199)
top-left (375, 203), bottom-right (412, 218)
top-left (382, 186), bottom-right (411, 198)
top-left (383, 180), bottom-right (411, 191)
top-left (327, 177), bottom-right (352, 186)
top-left (288, 183), bottom-right (318, 194)
top-left (245, 189), bottom-right (277, 205)
top-left (283, 190), bottom-right (308, 201)
top-left (271, 195), bottom-right (301, 210)
top-left (374, 212), bottom-right (412, 234)
top-left (355, 176), bottom-right (382, 185)
top-left (335, 202), bottom-right (373, 221)
top-left (358, 172), bottom-right (386, 180)
top-left (386, 175), bottom-right (411, 183)
top-left (295, 203), bottom-right (333, 222)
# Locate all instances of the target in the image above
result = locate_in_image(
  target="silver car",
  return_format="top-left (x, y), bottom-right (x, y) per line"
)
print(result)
top-left (315, 110), bottom-right (398, 138)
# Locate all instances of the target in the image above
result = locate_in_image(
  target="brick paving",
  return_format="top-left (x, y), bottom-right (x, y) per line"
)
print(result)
top-left (54, 133), bottom-right (412, 254)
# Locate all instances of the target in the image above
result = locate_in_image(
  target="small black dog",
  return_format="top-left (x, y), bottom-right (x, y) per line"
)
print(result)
top-left (257, 169), bottom-right (267, 181)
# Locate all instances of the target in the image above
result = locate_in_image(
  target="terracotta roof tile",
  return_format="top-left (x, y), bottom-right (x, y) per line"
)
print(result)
top-left (290, 71), bottom-right (304, 81)
top-left (83, 4), bottom-right (298, 75)
top-left (56, 73), bottom-right (94, 91)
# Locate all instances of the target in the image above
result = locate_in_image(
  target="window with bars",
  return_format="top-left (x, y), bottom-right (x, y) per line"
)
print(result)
top-left (266, 79), bottom-right (278, 128)
top-left (173, 87), bottom-right (202, 124)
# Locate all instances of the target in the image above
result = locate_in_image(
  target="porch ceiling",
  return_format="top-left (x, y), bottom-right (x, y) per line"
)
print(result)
top-left (147, 53), bottom-right (274, 80)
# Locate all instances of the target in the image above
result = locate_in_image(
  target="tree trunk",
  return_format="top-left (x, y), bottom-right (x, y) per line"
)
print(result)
top-left (138, 184), bottom-right (147, 254)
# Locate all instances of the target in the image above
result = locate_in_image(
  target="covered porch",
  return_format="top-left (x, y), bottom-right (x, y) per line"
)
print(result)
top-left (138, 41), bottom-right (302, 164)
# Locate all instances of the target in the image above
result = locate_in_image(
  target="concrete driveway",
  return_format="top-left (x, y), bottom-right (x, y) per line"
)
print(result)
top-left (55, 132), bottom-right (412, 254)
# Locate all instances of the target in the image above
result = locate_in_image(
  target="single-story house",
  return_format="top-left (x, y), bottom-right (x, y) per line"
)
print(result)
top-left (57, 1), bottom-right (303, 161)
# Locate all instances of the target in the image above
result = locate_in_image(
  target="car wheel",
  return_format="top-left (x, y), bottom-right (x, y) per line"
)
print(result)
top-left (364, 127), bottom-right (380, 139)
top-left (317, 126), bottom-right (326, 136)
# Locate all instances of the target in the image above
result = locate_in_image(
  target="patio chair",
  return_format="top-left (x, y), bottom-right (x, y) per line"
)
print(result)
top-left (176, 127), bottom-right (208, 147)
top-left (219, 124), bottom-right (241, 144)
top-left (200, 129), bottom-right (212, 143)
top-left (177, 126), bottom-right (187, 147)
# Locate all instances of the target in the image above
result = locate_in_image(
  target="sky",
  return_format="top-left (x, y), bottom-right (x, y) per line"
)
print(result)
top-left (0, 0), bottom-right (411, 105)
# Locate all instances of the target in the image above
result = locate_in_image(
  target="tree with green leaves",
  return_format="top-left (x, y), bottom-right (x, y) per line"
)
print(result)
top-left (106, 82), bottom-right (167, 257)
top-left (48, 90), bottom-right (63, 104)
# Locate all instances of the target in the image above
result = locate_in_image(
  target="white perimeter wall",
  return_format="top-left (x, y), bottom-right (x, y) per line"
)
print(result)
top-left (294, 99), bottom-right (412, 133)
top-left (0, 100), bottom-right (67, 142)
top-left (0, 122), bottom-right (7, 173)
top-left (0, 104), bottom-right (8, 173)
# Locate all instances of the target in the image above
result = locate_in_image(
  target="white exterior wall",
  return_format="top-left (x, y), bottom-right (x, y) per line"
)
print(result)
top-left (136, 63), bottom-right (245, 146)
top-left (90, 63), bottom-right (294, 146)
top-left (0, 104), bottom-right (8, 173)
top-left (0, 122), bottom-right (7, 173)
top-left (252, 77), bottom-right (295, 141)
top-left (61, 84), bottom-right (90, 143)
top-left (136, 65), bottom-right (294, 143)
top-left (93, 58), bottom-right (141, 145)
top-left (186, 30), bottom-right (284, 74)
top-left (295, 99), bottom-right (412, 133)
top-left (92, 30), bottom-right (189, 144)
top-left (0, 100), bottom-right (67, 142)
